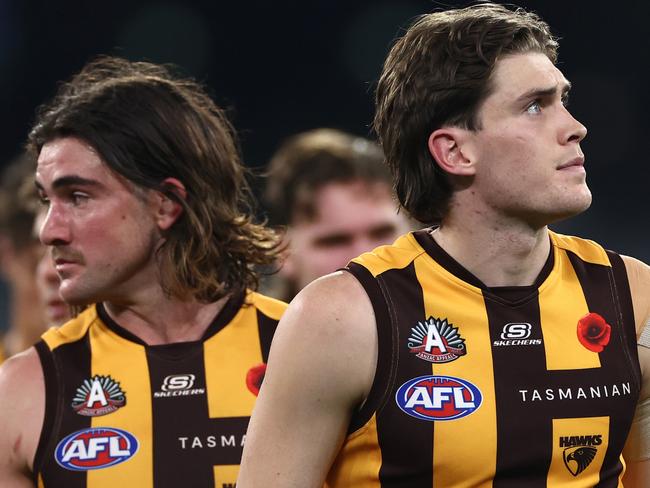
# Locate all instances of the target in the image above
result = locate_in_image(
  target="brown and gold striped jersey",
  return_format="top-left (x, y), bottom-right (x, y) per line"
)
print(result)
top-left (327, 229), bottom-right (641, 488)
top-left (33, 291), bottom-right (286, 488)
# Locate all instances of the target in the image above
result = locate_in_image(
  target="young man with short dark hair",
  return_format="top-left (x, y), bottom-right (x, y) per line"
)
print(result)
top-left (239, 4), bottom-right (650, 486)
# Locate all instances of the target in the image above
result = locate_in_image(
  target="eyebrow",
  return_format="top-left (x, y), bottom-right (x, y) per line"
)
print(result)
top-left (35, 175), bottom-right (103, 192)
top-left (516, 81), bottom-right (572, 103)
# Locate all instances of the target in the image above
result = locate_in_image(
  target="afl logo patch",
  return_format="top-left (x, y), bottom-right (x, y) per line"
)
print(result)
top-left (395, 375), bottom-right (482, 421)
top-left (55, 427), bottom-right (138, 471)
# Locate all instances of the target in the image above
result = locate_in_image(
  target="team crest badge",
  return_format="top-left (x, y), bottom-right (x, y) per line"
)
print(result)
top-left (72, 375), bottom-right (126, 416)
top-left (560, 434), bottom-right (601, 476)
top-left (563, 446), bottom-right (597, 476)
top-left (408, 317), bottom-right (466, 363)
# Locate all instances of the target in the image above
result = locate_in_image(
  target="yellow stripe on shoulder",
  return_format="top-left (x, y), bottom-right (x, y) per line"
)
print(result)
top-left (41, 305), bottom-right (98, 351)
top-left (351, 232), bottom-right (426, 277)
top-left (550, 231), bottom-right (611, 267)
top-left (247, 291), bottom-right (288, 320)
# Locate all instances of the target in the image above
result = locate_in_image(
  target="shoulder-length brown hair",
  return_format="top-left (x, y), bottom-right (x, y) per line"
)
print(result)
top-left (29, 56), bottom-right (281, 302)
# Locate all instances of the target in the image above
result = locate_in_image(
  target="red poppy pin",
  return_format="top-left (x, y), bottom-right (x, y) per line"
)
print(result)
top-left (577, 312), bottom-right (611, 353)
top-left (246, 363), bottom-right (267, 396)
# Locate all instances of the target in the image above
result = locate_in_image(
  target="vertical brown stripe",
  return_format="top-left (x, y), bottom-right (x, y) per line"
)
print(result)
top-left (375, 263), bottom-right (433, 488)
top-left (567, 251), bottom-right (640, 487)
top-left (345, 263), bottom-right (394, 434)
top-left (484, 292), bottom-right (551, 488)
top-left (147, 344), bottom-right (251, 488)
top-left (147, 344), bottom-right (213, 488)
top-left (39, 336), bottom-right (92, 487)
top-left (33, 341), bottom-right (58, 482)
top-left (255, 310), bottom-right (278, 363)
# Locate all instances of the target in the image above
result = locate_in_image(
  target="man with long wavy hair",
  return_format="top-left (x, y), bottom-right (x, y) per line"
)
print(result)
top-left (0, 57), bottom-right (286, 487)
top-left (239, 3), bottom-right (649, 487)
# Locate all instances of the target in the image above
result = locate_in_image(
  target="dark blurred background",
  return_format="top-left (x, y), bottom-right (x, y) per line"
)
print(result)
top-left (1, 0), bottom-right (648, 327)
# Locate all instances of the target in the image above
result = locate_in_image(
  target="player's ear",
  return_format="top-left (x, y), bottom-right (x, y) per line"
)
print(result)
top-left (153, 177), bottom-right (186, 231)
top-left (428, 127), bottom-right (476, 176)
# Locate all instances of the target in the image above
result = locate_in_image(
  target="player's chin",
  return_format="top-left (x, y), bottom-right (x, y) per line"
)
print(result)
top-left (58, 281), bottom-right (93, 307)
top-left (549, 189), bottom-right (592, 223)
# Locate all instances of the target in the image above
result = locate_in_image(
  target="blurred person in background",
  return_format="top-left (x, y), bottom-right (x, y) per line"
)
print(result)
top-left (263, 128), bottom-right (411, 302)
top-left (0, 155), bottom-right (50, 361)
top-left (33, 208), bottom-right (69, 329)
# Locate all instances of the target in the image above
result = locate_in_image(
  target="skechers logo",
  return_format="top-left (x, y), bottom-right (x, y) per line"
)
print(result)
top-left (154, 374), bottom-right (205, 398)
top-left (493, 323), bottom-right (542, 346)
top-left (395, 375), bottom-right (482, 421)
top-left (561, 435), bottom-right (601, 476)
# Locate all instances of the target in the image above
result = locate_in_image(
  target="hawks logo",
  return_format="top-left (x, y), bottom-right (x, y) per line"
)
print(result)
top-left (395, 375), bottom-right (482, 421)
top-left (72, 375), bottom-right (126, 416)
top-left (55, 427), bottom-right (138, 471)
top-left (407, 317), bottom-right (466, 363)
top-left (560, 435), bottom-right (602, 476)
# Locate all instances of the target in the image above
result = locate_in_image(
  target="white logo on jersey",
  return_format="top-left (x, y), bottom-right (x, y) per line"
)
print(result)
top-left (153, 374), bottom-right (205, 399)
top-left (161, 374), bottom-right (196, 391)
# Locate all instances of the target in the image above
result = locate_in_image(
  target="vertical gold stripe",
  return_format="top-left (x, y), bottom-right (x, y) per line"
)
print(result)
top-left (88, 321), bottom-right (153, 485)
top-left (539, 249), bottom-right (600, 370)
top-left (37, 473), bottom-right (44, 488)
top-left (547, 416), bottom-right (609, 486)
top-left (204, 306), bottom-right (263, 418)
top-left (415, 257), bottom-right (497, 488)
top-left (213, 464), bottom-right (239, 487)
top-left (326, 414), bottom-right (382, 488)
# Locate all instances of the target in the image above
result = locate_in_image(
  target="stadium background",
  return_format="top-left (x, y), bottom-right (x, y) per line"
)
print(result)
top-left (1, 0), bottom-right (648, 329)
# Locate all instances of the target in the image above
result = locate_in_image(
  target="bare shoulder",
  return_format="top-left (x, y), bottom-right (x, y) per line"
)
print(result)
top-left (284, 270), bottom-right (376, 338)
top-left (0, 347), bottom-right (45, 481)
top-left (239, 271), bottom-right (379, 487)
top-left (621, 255), bottom-right (650, 336)
top-left (271, 270), bottom-right (378, 400)
top-left (621, 254), bottom-right (650, 278)
top-left (258, 269), bottom-right (381, 416)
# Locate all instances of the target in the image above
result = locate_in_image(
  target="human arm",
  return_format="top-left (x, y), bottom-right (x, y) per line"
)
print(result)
top-left (621, 256), bottom-right (650, 487)
top-left (0, 347), bottom-right (45, 487)
top-left (237, 271), bottom-right (378, 488)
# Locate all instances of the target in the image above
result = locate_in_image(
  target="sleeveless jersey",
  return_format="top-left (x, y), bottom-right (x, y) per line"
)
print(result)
top-left (327, 229), bottom-right (641, 488)
top-left (33, 290), bottom-right (286, 488)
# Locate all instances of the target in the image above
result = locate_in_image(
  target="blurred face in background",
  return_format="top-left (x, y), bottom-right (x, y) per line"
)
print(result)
top-left (34, 211), bottom-right (69, 327)
top-left (283, 180), bottom-right (410, 291)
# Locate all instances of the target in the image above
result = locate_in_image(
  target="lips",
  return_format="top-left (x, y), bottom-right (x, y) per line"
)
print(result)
top-left (557, 156), bottom-right (585, 170)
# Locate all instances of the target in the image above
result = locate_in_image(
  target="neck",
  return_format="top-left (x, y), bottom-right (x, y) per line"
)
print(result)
top-left (434, 204), bottom-right (551, 287)
top-left (102, 288), bottom-right (231, 345)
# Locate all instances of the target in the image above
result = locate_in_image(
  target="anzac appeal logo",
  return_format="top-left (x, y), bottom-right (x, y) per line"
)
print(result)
top-left (55, 427), bottom-right (139, 471)
top-left (72, 375), bottom-right (126, 416)
top-left (407, 317), bottom-right (466, 363)
top-left (395, 375), bottom-right (482, 421)
top-left (561, 435), bottom-right (602, 476)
